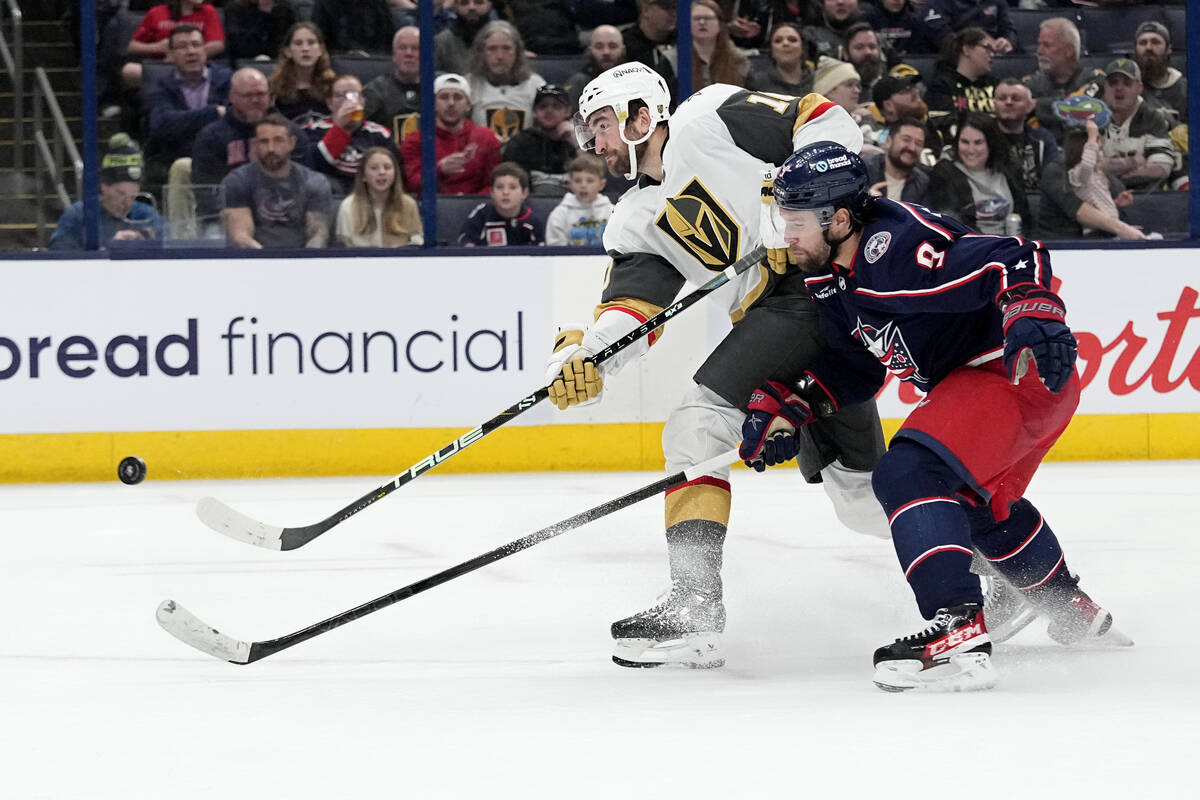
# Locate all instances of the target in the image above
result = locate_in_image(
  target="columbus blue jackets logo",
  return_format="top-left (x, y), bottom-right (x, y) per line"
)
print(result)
top-left (864, 231), bottom-right (891, 263)
top-left (655, 177), bottom-right (741, 269)
top-left (853, 319), bottom-right (927, 383)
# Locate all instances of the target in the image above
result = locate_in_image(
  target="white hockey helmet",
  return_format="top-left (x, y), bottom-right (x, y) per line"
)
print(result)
top-left (574, 63), bottom-right (671, 179)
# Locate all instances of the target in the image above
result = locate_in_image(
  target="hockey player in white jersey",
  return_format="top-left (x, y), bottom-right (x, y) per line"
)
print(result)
top-left (544, 63), bottom-right (891, 669)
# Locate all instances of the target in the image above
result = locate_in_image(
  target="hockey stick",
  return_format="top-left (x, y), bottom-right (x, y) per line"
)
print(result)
top-left (197, 245), bottom-right (766, 551)
top-left (159, 448), bottom-right (742, 664)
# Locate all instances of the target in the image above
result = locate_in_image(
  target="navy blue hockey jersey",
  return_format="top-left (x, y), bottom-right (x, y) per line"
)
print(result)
top-left (802, 198), bottom-right (1055, 407)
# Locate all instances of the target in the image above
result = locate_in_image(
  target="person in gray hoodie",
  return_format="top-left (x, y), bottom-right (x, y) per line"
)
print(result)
top-left (545, 154), bottom-right (614, 247)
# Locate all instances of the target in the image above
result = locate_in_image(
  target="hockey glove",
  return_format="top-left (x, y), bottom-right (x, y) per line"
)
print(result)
top-left (739, 380), bottom-right (814, 472)
top-left (545, 328), bottom-right (603, 410)
top-left (1001, 288), bottom-right (1077, 394)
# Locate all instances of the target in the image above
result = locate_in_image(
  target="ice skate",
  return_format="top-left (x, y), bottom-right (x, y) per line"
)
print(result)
top-left (872, 604), bottom-right (998, 692)
top-left (1044, 588), bottom-right (1133, 648)
top-left (982, 572), bottom-right (1041, 644)
top-left (611, 582), bottom-right (726, 669)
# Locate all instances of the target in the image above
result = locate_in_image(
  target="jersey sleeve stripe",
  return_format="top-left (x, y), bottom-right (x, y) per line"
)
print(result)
top-left (895, 201), bottom-right (954, 239)
top-left (599, 304), bottom-right (659, 346)
top-left (853, 262), bottom-right (1005, 298)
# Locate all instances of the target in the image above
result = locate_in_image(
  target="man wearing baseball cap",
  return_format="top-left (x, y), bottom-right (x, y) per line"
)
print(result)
top-left (49, 134), bottom-right (165, 250)
top-left (399, 73), bottom-right (501, 194)
top-left (501, 85), bottom-right (577, 196)
top-left (1134, 20), bottom-right (1186, 126)
top-left (864, 72), bottom-right (942, 159)
top-left (1101, 57), bottom-right (1177, 192)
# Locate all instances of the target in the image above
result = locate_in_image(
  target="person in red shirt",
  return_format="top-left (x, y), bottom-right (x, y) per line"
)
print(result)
top-left (400, 73), bottom-right (501, 195)
top-left (122, 1), bottom-right (225, 87)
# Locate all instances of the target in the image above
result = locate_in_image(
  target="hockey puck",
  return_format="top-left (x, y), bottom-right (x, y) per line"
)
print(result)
top-left (118, 456), bottom-right (147, 485)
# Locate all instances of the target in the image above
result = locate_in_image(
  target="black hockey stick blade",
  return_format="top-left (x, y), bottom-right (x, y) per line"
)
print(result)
top-left (196, 245), bottom-right (767, 552)
top-left (161, 448), bottom-right (741, 664)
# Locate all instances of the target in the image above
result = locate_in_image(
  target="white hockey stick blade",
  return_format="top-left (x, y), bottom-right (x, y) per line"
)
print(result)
top-left (196, 497), bottom-right (285, 550)
top-left (156, 599), bottom-right (253, 664)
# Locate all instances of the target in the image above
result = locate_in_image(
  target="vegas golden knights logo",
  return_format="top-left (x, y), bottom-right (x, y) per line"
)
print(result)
top-left (655, 178), bottom-right (740, 269)
top-left (393, 113), bottom-right (419, 145)
top-left (486, 108), bottom-right (525, 142)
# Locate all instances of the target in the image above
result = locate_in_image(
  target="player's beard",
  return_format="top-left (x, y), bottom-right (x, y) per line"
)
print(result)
top-left (604, 139), bottom-right (646, 178)
top-left (790, 237), bottom-right (832, 273)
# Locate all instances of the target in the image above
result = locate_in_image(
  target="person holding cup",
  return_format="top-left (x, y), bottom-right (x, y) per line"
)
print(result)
top-left (302, 73), bottom-right (400, 197)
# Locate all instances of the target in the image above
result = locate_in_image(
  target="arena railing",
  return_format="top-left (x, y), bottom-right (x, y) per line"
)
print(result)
top-left (0, 0), bottom-right (23, 176)
top-left (32, 65), bottom-right (83, 248)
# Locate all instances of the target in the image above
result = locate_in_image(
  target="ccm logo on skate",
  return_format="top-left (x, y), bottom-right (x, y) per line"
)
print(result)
top-left (401, 427), bottom-right (484, 482)
top-left (926, 621), bottom-right (985, 658)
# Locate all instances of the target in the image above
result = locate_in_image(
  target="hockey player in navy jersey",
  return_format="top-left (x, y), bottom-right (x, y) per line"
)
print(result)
top-left (740, 141), bottom-right (1131, 691)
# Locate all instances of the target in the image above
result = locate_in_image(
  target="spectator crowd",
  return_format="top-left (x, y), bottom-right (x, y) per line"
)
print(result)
top-left (56, 0), bottom-right (1190, 250)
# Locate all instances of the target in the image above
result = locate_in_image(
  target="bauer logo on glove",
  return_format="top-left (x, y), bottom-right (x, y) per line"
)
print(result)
top-left (739, 380), bottom-right (814, 471)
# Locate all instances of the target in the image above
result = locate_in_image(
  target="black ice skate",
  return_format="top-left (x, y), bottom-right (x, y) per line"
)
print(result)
top-left (1044, 587), bottom-right (1134, 648)
top-left (872, 603), bottom-right (997, 692)
top-left (610, 582), bottom-right (726, 669)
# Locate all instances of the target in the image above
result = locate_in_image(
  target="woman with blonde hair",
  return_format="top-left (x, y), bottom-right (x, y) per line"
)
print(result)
top-left (690, 0), bottom-right (750, 92)
top-left (268, 22), bottom-right (336, 124)
top-left (336, 147), bottom-right (423, 247)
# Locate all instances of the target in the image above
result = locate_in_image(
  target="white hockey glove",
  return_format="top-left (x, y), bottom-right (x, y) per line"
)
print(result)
top-left (544, 309), bottom-right (653, 410)
top-left (545, 327), bottom-right (602, 410)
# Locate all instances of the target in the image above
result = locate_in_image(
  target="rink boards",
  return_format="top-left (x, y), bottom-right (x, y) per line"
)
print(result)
top-left (1, 248), bottom-right (1197, 481)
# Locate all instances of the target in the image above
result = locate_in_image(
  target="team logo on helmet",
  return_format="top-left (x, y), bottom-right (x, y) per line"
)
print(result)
top-left (864, 231), bottom-right (891, 263)
top-left (486, 108), bottom-right (525, 142)
top-left (655, 177), bottom-right (741, 269)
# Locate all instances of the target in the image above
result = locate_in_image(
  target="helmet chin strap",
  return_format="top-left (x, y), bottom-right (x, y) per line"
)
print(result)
top-left (822, 225), bottom-right (855, 269)
top-left (618, 116), bottom-right (658, 180)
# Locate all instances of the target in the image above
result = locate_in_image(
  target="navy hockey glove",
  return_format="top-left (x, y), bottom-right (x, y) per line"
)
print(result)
top-left (1001, 288), bottom-right (1077, 394)
top-left (740, 380), bottom-right (814, 472)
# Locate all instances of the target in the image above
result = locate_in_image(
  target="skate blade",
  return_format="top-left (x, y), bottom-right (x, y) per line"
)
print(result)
top-left (611, 634), bottom-right (724, 669)
top-left (873, 652), bottom-right (998, 693)
top-left (987, 605), bottom-right (1041, 644)
top-left (1062, 624), bottom-right (1134, 649)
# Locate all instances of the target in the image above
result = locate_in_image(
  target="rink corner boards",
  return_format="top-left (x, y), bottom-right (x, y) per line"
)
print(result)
top-left (1, 413), bottom-right (1198, 482)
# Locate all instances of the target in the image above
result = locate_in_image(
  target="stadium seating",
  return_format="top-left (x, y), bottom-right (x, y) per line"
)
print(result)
top-left (330, 55), bottom-right (394, 85)
top-left (1122, 191), bottom-right (1190, 238)
top-left (530, 55), bottom-right (588, 88)
top-left (1009, 9), bottom-right (1078, 55)
top-left (1081, 6), bottom-right (1165, 55)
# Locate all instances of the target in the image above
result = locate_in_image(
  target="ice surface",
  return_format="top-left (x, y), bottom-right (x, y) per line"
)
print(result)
top-left (1, 461), bottom-right (1196, 797)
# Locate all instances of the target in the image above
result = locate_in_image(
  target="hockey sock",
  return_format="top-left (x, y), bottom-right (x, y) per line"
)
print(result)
top-left (969, 499), bottom-right (1078, 603)
top-left (873, 441), bottom-right (980, 619)
top-left (664, 477), bottom-right (730, 597)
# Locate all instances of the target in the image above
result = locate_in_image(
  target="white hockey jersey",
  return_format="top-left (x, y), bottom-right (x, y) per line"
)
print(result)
top-left (468, 74), bottom-right (546, 143)
top-left (599, 84), bottom-right (863, 326)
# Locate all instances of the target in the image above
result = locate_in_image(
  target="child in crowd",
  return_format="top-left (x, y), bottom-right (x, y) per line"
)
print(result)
top-left (336, 147), bottom-right (423, 247)
top-left (458, 162), bottom-right (545, 246)
top-left (545, 154), bottom-right (612, 247)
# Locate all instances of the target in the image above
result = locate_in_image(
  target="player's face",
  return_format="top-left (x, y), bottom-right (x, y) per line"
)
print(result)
top-left (779, 208), bottom-right (831, 273)
top-left (584, 107), bottom-right (643, 177)
top-left (957, 125), bottom-right (989, 170)
top-left (491, 175), bottom-right (528, 217)
top-left (363, 152), bottom-right (396, 194)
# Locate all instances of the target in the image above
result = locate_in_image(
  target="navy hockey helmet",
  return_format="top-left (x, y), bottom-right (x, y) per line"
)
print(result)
top-left (774, 141), bottom-right (871, 228)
